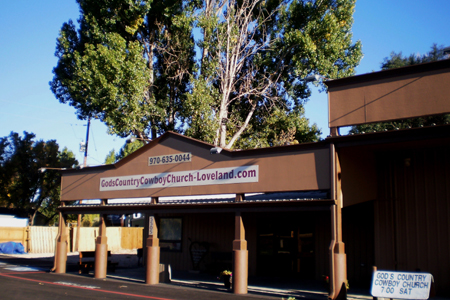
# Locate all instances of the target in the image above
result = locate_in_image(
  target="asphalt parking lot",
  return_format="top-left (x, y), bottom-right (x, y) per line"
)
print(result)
top-left (0, 253), bottom-right (372, 300)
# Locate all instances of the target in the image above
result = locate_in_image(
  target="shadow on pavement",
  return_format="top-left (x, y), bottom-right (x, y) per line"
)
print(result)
top-left (1, 253), bottom-right (372, 300)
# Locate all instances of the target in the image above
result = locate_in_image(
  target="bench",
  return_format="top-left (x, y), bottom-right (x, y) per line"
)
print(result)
top-left (78, 251), bottom-right (118, 274)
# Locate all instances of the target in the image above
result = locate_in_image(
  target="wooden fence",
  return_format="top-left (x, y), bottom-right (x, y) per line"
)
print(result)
top-left (0, 226), bottom-right (143, 253)
top-left (0, 227), bottom-right (29, 251)
top-left (29, 226), bottom-right (61, 253)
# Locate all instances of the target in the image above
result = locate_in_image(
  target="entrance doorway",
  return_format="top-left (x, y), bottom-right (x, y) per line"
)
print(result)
top-left (257, 213), bottom-right (315, 278)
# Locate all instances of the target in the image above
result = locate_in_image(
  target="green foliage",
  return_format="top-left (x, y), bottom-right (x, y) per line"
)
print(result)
top-left (51, 0), bottom-right (195, 139)
top-left (0, 132), bottom-right (78, 225)
top-left (279, 0), bottom-right (362, 84)
top-left (182, 77), bottom-right (220, 144)
top-left (186, 0), bottom-right (361, 148)
top-left (81, 214), bottom-right (100, 227)
top-left (52, 0), bottom-right (361, 149)
top-left (380, 44), bottom-right (447, 70)
top-left (233, 107), bottom-right (321, 149)
top-left (105, 139), bottom-right (145, 164)
top-left (350, 44), bottom-right (450, 134)
top-left (104, 149), bottom-right (117, 165)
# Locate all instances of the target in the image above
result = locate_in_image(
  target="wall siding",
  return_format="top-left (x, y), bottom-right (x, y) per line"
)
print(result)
top-left (343, 201), bottom-right (375, 288)
top-left (375, 146), bottom-right (450, 295)
top-left (160, 213), bottom-right (235, 272)
top-left (159, 211), bottom-right (330, 280)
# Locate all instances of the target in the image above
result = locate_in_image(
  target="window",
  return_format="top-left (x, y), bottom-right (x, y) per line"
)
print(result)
top-left (159, 217), bottom-right (182, 252)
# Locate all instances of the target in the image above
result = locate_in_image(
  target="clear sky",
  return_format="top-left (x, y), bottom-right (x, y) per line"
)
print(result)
top-left (0, 0), bottom-right (449, 166)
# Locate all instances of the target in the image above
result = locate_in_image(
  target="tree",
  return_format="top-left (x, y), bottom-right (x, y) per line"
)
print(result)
top-left (51, 0), bottom-right (195, 140)
top-left (0, 132), bottom-right (78, 225)
top-left (51, 0), bottom-right (362, 149)
top-left (105, 139), bottom-right (145, 164)
top-left (184, 0), bottom-right (361, 148)
top-left (350, 44), bottom-right (450, 134)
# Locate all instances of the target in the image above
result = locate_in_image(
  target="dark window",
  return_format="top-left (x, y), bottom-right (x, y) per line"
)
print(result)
top-left (159, 217), bottom-right (182, 252)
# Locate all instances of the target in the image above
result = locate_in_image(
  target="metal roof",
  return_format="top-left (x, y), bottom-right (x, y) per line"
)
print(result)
top-left (60, 191), bottom-right (331, 214)
top-left (65, 191), bottom-right (327, 207)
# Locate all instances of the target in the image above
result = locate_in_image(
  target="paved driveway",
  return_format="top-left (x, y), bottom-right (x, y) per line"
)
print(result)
top-left (0, 254), bottom-right (317, 300)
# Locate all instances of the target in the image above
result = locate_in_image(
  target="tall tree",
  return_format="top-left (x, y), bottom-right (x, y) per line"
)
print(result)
top-left (185, 0), bottom-right (362, 148)
top-left (349, 44), bottom-right (450, 134)
top-left (0, 132), bottom-right (78, 225)
top-left (52, 0), bottom-right (362, 149)
top-left (51, 0), bottom-right (196, 140)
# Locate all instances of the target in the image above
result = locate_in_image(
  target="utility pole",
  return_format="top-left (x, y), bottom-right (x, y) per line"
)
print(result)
top-left (76, 117), bottom-right (90, 252)
top-left (83, 117), bottom-right (90, 167)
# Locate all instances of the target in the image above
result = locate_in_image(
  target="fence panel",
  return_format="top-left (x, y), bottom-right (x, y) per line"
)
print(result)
top-left (121, 227), bottom-right (143, 249)
top-left (2, 226), bottom-right (143, 253)
top-left (73, 227), bottom-right (123, 252)
top-left (29, 226), bottom-right (60, 253)
top-left (0, 227), bottom-right (28, 250)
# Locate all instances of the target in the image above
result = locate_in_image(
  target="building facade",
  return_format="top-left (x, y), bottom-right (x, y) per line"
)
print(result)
top-left (55, 59), bottom-right (450, 297)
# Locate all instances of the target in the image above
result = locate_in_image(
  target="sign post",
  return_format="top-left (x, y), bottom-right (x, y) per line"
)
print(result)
top-left (371, 271), bottom-right (432, 299)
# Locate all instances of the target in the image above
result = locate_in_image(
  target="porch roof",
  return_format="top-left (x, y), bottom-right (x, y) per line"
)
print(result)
top-left (59, 191), bottom-right (333, 215)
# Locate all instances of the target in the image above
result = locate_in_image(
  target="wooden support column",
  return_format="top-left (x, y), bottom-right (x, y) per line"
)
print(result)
top-left (233, 212), bottom-right (248, 294)
top-left (75, 200), bottom-right (82, 252)
top-left (329, 144), bottom-right (347, 300)
top-left (145, 213), bottom-right (160, 285)
top-left (142, 198), bottom-right (158, 266)
top-left (235, 194), bottom-right (245, 202)
top-left (94, 199), bottom-right (108, 279)
top-left (55, 208), bottom-right (68, 274)
top-left (330, 127), bottom-right (340, 137)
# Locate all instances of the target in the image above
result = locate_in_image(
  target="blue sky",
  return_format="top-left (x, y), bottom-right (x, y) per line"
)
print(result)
top-left (0, 0), bottom-right (449, 166)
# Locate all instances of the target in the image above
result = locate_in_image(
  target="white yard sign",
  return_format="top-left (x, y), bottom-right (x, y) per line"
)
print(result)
top-left (371, 271), bottom-right (432, 299)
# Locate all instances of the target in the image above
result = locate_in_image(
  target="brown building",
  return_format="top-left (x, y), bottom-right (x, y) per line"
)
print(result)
top-left (55, 59), bottom-right (450, 298)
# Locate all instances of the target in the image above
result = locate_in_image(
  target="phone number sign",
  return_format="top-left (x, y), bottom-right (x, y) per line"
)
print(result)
top-left (148, 152), bottom-right (191, 166)
top-left (371, 271), bottom-right (432, 299)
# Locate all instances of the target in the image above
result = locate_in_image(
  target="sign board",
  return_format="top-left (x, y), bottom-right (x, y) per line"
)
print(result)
top-left (371, 271), bottom-right (432, 299)
top-left (60, 132), bottom-right (331, 201)
top-left (99, 165), bottom-right (259, 191)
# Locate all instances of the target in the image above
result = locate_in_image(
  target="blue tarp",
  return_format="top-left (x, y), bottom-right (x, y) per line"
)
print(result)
top-left (0, 242), bottom-right (26, 254)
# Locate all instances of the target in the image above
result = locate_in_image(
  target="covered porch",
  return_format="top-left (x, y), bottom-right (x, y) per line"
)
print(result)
top-left (56, 191), bottom-right (337, 295)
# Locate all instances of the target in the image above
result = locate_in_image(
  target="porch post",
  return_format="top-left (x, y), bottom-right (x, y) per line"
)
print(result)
top-left (233, 211), bottom-right (248, 294)
top-left (55, 207), bottom-right (68, 274)
top-left (94, 199), bottom-right (108, 279)
top-left (146, 213), bottom-right (160, 284)
top-left (329, 143), bottom-right (347, 300)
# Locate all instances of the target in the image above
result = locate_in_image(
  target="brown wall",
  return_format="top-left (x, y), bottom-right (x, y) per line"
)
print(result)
top-left (160, 213), bottom-right (236, 273)
top-left (314, 211), bottom-right (331, 281)
top-left (339, 147), bottom-right (377, 207)
top-left (342, 201), bottom-right (375, 288)
top-left (61, 134), bottom-right (330, 201)
top-left (375, 146), bottom-right (450, 295)
top-left (158, 211), bottom-right (331, 280)
top-left (328, 63), bottom-right (450, 128)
